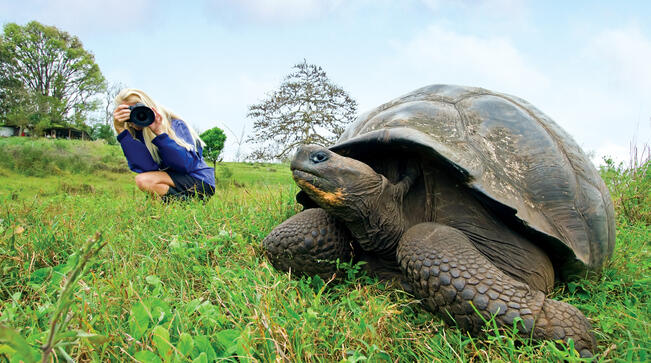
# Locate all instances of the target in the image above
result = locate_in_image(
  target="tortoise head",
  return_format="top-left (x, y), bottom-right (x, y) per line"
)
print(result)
top-left (290, 144), bottom-right (384, 218)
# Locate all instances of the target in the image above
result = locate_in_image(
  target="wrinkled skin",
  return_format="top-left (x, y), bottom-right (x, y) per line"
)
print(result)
top-left (263, 145), bottom-right (596, 357)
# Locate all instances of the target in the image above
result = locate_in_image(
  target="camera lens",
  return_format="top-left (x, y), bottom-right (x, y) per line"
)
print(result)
top-left (135, 111), bottom-right (147, 122)
top-left (128, 103), bottom-right (155, 127)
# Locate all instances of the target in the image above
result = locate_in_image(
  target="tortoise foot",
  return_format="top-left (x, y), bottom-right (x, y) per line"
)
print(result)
top-left (535, 298), bottom-right (596, 358)
top-left (397, 222), bottom-right (596, 357)
top-left (263, 208), bottom-right (354, 279)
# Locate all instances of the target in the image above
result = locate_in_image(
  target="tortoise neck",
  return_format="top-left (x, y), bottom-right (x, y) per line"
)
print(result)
top-left (339, 176), bottom-right (407, 258)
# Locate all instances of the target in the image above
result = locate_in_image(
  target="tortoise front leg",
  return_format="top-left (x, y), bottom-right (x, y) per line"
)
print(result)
top-left (397, 223), bottom-right (596, 357)
top-left (263, 208), bottom-right (354, 279)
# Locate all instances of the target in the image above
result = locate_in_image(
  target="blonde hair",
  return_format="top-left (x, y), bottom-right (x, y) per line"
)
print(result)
top-left (114, 88), bottom-right (205, 163)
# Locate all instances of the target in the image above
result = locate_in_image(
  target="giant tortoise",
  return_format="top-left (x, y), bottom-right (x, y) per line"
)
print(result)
top-left (262, 84), bottom-right (615, 357)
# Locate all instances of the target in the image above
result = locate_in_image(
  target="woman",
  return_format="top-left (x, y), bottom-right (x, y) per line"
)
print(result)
top-left (113, 88), bottom-right (215, 201)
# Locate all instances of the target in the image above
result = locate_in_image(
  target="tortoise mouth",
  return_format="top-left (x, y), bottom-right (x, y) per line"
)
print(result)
top-left (292, 169), bottom-right (317, 184)
top-left (292, 168), bottom-right (342, 199)
top-left (292, 171), bottom-right (346, 208)
top-left (292, 169), bottom-right (329, 190)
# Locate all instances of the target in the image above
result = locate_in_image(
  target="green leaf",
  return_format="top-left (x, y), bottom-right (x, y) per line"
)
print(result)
top-left (57, 346), bottom-right (75, 362)
top-left (75, 330), bottom-right (109, 346)
top-left (128, 302), bottom-right (151, 340)
top-left (184, 298), bottom-right (202, 314)
top-left (0, 344), bottom-right (15, 356)
top-left (0, 325), bottom-right (39, 363)
top-left (176, 332), bottom-right (194, 357)
top-left (168, 239), bottom-right (181, 249)
top-left (52, 330), bottom-right (79, 342)
top-left (306, 308), bottom-right (319, 320)
top-left (28, 266), bottom-right (52, 285)
top-left (215, 329), bottom-right (241, 355)
top-left (146, 298), bottom-right (172, 324)
top-left (134, 350), bottom-right (162, 363)
top-left (194, 335), bottom-right (216, 362)
top-left (152, 325), bottom-right (172, 360)
top-left (373, 352), bottom-right (392, 361)
top-left (191, 352), bottom-right (208, 363)
top-left (146, 275), bottom-right (162, 286)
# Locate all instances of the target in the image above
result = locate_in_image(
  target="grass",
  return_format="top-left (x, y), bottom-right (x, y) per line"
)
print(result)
top-left (0, 137), bottom-right (128, 177)
top-left (0, 139), bottom-right (648, 362)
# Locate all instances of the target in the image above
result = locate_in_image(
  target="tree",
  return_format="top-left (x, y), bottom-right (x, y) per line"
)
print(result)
top-left (92, 123), bottom-right (116, 145)
top-left (103, 81), bottom-right (126, 125)
top-left (200, 127), bottom-right (227, 169)
top-left (247, 60), bottom-right (358, 161)
top-left (0, 21), bottom-right (105, 132)
top-left (0, 76), bottom-right (31, 133)
top-left (219, 122), bottom-right (247, 162)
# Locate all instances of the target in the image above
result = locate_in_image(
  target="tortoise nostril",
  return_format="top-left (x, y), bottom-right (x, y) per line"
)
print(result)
top-left (310, 151), bottom-right (329, 164)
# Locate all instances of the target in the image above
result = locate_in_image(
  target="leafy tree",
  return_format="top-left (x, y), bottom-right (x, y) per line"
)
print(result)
top-left (92, 123), bottom-right (117, 145)
top-left (0, 21), bottom-right (105, 132)
top-left (200, 127), bottom-right (227, 169)
top-left (0, 78), bottom-right (31, 134)
top-left (247, 60), bottom-right (358, 161)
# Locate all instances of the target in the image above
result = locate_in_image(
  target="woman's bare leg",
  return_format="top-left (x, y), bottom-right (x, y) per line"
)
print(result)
top-left (134, 171), bottom-right (175, 197)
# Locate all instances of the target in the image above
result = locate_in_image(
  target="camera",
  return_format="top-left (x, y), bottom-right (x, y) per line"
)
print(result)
top-left (128, 102), bottom-right (155, 127)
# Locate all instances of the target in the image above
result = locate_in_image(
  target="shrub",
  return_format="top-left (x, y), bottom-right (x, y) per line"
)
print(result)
top-left (599, 144), bottom-right (650, 225)
top-left (0, 138), bottom-right (128, 176)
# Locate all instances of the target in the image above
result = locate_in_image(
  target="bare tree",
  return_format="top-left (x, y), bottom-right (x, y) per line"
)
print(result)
top-left (104, 81), bottom-right (126, 125)
top-left (246, 60), bottom-right (357, 161)
top-left (219, 122), bottom-right (247, 162)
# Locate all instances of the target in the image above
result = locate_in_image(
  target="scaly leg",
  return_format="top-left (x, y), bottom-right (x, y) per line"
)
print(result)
top-left (397, 223), bottom-right (596, 357)
top-left (263, 208), bottom-right (354, 279)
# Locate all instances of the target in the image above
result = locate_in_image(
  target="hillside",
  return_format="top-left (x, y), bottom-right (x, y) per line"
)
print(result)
top-left (0, 138), bottom-right (648, 362)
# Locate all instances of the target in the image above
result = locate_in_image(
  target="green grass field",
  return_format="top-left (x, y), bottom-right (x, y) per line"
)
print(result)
top-left (0, 138), bottom-right (648, 362)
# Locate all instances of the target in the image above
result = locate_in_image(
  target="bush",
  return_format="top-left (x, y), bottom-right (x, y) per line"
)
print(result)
top-left (200, 127), bottom-right (226, 168)
top-left (599, 144), bottom-right (650, 225)
top-left (92, 124), bottom-right (117, 145)
top-left (0, 138), bottom-right (128, 177)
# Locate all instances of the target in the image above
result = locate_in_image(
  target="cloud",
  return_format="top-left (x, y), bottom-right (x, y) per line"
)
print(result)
top-left (156, 69), bottom-right (281, 161)
top-left (204, 0), bottom-right (530, 24)
top-left (420, 0), bottom-right (528, 17)
top-left (0, 0), bottom-right (156, 35)
top-left (382, 23), bottom-right (650, 166)
top-left (205, 0), bottom-right (346, 24)
top-left (588, 26), bottom-right (651, 96)
top-left (391, 25), bottom-right (549, 92)
top-left (558, 26), bottom-right (651, 162)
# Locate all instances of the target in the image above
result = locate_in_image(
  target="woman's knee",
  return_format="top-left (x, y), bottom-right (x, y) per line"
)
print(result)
top-left (135, 173), bottom-right (154, 190)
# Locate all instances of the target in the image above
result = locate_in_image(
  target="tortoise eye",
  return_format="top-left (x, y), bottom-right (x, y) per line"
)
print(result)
top-left (310, 151), bottom-right (330, 164)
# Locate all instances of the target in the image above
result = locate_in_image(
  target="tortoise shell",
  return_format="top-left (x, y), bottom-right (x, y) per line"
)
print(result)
top-left (329, 84), bottom-right (615, 276)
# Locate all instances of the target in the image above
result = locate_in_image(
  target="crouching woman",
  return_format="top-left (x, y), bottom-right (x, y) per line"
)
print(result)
top-left (113, 88), bottom-right (215, 201)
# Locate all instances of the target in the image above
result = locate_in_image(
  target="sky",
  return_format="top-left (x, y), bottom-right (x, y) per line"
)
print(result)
top-left (1, 0), bottom-right (650, 164)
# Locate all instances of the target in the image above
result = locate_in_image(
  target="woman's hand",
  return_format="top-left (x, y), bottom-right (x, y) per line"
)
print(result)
top-left (113, 104), bottom-right (131, 133)
top-left (148, 108), bottom-right (164, 136)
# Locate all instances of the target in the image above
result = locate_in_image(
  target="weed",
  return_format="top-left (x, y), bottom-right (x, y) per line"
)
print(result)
top-left (600, 143), bottom-right (650, 225)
